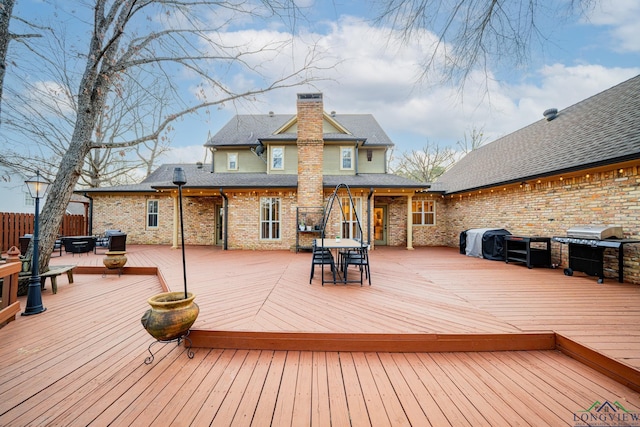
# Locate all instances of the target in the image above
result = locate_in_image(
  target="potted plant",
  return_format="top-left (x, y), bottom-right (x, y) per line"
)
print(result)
top-left (141, 167), bottom-right (199, 360)
top-left (305, 217), bottom-right (314, 231)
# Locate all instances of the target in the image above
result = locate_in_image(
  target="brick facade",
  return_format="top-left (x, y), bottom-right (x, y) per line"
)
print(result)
top-left (412, 165), bottom-right (640, 284)
top-left (93, 194), bottom-right (174, 245)
top-left (296, 93), bottom-right (324, 209)
top-left (92, 164), bottom-right (640, 283)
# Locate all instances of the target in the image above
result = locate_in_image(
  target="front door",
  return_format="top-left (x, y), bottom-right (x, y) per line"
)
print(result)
top-left (374, 206), bottom-right (387, 245)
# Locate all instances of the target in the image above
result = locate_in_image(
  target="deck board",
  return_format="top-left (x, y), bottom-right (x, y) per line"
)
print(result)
top-left (1, 245), bottom-right (640, 425)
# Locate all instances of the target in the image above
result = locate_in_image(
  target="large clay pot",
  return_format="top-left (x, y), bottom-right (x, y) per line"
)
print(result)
top-left (103, 251), bottom-right (127, 270)
top-left (141, 292), bottom-right (199, 341)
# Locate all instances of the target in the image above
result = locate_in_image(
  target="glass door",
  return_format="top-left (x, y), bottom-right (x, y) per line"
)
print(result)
top-left (374, 206), bottom-right (387, 245)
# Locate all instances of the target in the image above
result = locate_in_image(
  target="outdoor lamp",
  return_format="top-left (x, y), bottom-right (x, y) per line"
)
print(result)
top-left (25, 171), bottom-right (50, 199)
top-left (22, 171), bottom-right (50, 316)
top-left (173, 167), bottom-right (187, 186)
top-left (173, 167), bottom-right (188, 299)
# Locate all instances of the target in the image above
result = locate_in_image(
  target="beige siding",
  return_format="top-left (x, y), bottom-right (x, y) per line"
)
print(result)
top-left (322, 145), bottom-right (354, 175)
top-left (357, 147), bottom-right (387, 173)
top-left (213, 148), bottom-right (267, 173)
top-left (267, 144), bottom-right (298, 174)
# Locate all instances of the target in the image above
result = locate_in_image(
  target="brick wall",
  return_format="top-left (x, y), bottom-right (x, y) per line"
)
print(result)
top-left (92, 194), bottom-right (174, 245)
top-left (182, 196), bottom-right (216, 245)
top-left (415, 166), bottom-right (640, 284)
top-left (296, 93), bottom-right (324, 208)
top-left (226, 190), bottom-right (298, 250)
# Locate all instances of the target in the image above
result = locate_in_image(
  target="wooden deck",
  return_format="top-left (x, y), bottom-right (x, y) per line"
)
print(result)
top-left (1, 245), bottom-right (639, 425)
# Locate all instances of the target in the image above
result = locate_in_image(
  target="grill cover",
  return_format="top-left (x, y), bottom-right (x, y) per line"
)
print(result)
top-left (566, 225), bottom-right (622, 240)
top-left (460, 228), bottom-right (511, 260)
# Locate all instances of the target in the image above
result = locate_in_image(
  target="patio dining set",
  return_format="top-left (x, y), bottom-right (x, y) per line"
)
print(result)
top-left (310, 238), bottom-right (371, 286)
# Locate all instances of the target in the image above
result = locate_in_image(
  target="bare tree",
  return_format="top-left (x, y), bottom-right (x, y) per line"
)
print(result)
top-left (0, 0), bottom-right (43, 123)
top-left (457, 126), bottom-right (487, 155)
top-left (82, 72), bottom-right (174, 187)
top-left (5, 0), bottom-right (327, 272)
top-left (2, 37), bottom-right (173, 187)
top-left (392, 141), bottom-right (456, 183)
top-left (374, 0), bottom-right (596, 88)
top-left (0, 0), bottom-right (13, 120)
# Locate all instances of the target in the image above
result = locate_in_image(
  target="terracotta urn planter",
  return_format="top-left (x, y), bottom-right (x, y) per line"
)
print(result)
top-left (141, 292), bottom-right (199, 341)
top-left (103, 251), bottom-right (127, 270)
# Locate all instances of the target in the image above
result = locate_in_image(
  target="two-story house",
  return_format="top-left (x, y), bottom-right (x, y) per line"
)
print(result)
top-left (85, 93), bottom-right (429, 250)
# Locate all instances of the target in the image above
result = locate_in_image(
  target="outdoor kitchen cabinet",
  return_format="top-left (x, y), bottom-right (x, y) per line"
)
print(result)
top-left (504, 236), bottom-right (551, 269)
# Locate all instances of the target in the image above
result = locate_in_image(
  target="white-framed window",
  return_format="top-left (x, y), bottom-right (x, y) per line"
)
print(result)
top-left (227, 153), bottom-right (238, 170)
top-left (147, 199), bottom-right (159, 228)
top-left (412, 200), bottom-right (435, 225)
top-left (24, 192), bottom-right (35, 207)
top-left (271, 146), bottom-right (284, 170)
top-left (341, 196), bottom-right (362, 239)
top-left (341, 146), bottom-right (354, 170)
top-left (260, 197), bottom-right (280, 240)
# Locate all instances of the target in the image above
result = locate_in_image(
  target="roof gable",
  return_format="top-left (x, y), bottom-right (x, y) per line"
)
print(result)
top-left (205, 112), bottom-right (393, 147)
top-left (435, 74), bottom-right (640, 194)
top-left (274, 111), bottom-right (351, 136)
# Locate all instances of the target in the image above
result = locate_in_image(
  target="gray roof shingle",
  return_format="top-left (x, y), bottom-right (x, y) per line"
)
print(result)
top-left (82, 165), bottom-right (426, 192)
top-left (204, 114), bottom-right (393, 147)
top-left (435, 74), bottom-right (640, 194)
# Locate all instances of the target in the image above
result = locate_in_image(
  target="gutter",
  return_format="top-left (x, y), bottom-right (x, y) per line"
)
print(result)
top-left (83, 193), bottom-right (93, 236)
top-left (367, 187), bottom-right (374, 245)
top-left (220, 188), bottom-right (228, 250)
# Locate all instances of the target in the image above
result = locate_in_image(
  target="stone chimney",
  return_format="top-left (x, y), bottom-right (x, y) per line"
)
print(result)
top-left (296, 93), bottom-right (324, 208)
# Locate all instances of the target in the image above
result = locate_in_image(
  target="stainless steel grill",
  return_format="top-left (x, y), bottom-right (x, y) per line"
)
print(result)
top-left (553, 225), bottom-right (639, 283)
top-left (566, 225), bottom-right (622, 240)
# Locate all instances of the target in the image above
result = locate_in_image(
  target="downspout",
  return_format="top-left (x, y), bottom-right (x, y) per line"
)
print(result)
top-left (367, 187), bottom-right (374, 246)
top-left (220, 188), bottom-right (228, 250)
top-left (406, 193), bottom-right (414, 250)
top-left (83, 193), bottom-right (93, 236)
top-left (355, 142), bottom-right (359, 175)
top-left (384, 147), bottom-right (388, 173)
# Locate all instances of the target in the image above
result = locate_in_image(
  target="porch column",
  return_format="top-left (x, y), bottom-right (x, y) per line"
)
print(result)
top-left (406, 194), bottom-right (414, 250)
top-left (172, 194), bottom-right (179, 249)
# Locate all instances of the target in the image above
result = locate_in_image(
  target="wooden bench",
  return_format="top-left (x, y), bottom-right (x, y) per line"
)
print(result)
top-left (40, 265), bottom-right (77, 294)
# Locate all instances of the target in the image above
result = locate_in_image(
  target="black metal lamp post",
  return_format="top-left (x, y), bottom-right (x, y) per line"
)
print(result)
top-left (172, 167), bottom-right (188, 300)
top-left (22, 171), bottom-right (50, 316)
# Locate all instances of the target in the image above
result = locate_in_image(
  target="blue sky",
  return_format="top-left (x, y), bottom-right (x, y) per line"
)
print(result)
top-left (163, 0), bottom-right (640, 163)
top-left (7, 0), bottom-right (640, 168)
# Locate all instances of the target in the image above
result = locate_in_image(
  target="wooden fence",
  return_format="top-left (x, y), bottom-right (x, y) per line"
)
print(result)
top-left (1, 212), bottom-right (87, 252)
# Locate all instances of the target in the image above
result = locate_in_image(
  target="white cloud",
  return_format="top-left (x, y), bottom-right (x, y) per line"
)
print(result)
top-left (159, 145), bottom-right (210, 165)
top-left (169, 8), bottom-right (640, 159)
top-left (584, 0), bottom-right (640, 52)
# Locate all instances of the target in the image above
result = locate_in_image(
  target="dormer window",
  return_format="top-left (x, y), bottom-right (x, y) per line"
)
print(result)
top-left (341, 147), bottom-right (354, 170)
top-left (227, 153), bottom-right (238, 170)
top-left (271, 146), bottom-right (284, 170)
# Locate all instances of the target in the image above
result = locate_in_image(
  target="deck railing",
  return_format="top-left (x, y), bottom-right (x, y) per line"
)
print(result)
top-left (0, 261), bottom-right (22, 326)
